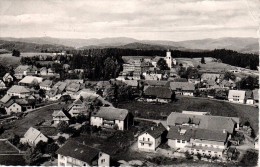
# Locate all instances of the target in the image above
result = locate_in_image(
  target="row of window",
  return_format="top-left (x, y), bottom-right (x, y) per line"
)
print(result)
top-left (177, 140), bottom-right (185, 143)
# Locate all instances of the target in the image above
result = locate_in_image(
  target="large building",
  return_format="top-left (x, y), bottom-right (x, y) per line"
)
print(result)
top-left (90, 107), bottom-right (129, 130)
top-left (164, 50), bottom-right (172, 69)
top-left (56, 140), bottom-right (110, 166)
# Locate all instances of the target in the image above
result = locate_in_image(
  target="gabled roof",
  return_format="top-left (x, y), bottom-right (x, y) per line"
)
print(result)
top-left (56, 140), bottom-right (101, 165)
top-left (52, 110), bottom-right (70, 120)
top-left (4, 100), bottom-right (20, 108)
top-left (167, 126), bottom-right (194, 141)
top-left (144, 86), bottom-right (172, 99)
top-left (141, 123), bottom-right (166, 139)
top-left (66, 82), bottom-right (80, 92)
top-left (0, 80), bottom-right (6, 87)
top-left (15, 65), bottom-right (37, 73)
top-left (3, 73), bottom-right (13, 80)
top-left (0, 94), bottom-right (12, 103)
top-left (144, 80), bottom-right (169, 87)
top-left (23, 127), bottom-right (46, 142)
top-left (124, 80), bottom-right (138, 87)
top-left (39, 80), bottom-right (53, 87)
top-left (7, 85), bottom-right (30, 94)
top-left (53, 81), bottom-right (67, 92)
top-left (170, 82), bottom-right (195, 91)
top-left (167, 112), bottom-right (239, 134)
top-left (167, 126), bottom-right (228, 142)
top-left (18, 76), bottom-right (43, 84)
top-left (201, 73), bottom-right (222, 81)
top-left (94, 107), bottom-right (128, 121)
top-left (228, 90), bottom-right (246, 100)
top-left (46, 88), bottom-right (58, 97)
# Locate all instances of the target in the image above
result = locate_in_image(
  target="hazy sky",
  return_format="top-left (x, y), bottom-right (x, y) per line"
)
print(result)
top-left (0, 0), bottom-right (259, 41)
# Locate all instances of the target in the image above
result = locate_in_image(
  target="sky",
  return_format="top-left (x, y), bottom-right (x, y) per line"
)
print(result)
top-left (0, 0), bottom-right (259, 41)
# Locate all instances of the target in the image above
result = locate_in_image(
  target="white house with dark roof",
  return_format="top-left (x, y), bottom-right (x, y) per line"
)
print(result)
top-left (67, 98), bottom-right (88, 117)
top-left (7, 85), bottom-right (31, 98)
top-left (4, 100), bottom-right (22, 115)
top-left (138, 123), bottom-right (166, 152)
top-left (3, 73), bottom-right (13, 83)
top-left (90, 107), bottom-right (129, 130)
top-left (14, 65), bottom-right (38, 79)
top-left (170, 82), bottom-right (195, 96)
top-left (167, 126), bottom-right (229, 158)
top-left (228, 90), bottom-right (246, 104)
top-left (56, 140), bottom-right (110, 166)
top-left (0, 80), bottom-right (6, 89)
top-left (52, 109), bottom-right (70, 125)
top-left (20, 127), bottom-right (48, 146)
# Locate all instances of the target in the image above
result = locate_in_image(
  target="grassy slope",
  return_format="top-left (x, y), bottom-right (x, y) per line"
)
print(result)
top-left (0, 52), bottom-right (52, 67)
top-left (1, 103), bottom-right (69, 137)
top-left (118, 97), bottom-right (258, 132)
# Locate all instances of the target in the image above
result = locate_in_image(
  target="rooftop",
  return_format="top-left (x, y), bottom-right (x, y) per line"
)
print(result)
top-left (144, 86), bottom-right (172, 99)
top-left (7, 85), bottom-right (30, 94)
top-left (94, 107), bottom-right (128, 121)
top-left (56, 140), bottom-right (101, 165)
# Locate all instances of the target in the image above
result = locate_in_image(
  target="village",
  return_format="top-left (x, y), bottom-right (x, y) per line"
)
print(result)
top-left (0, 50), bottom-right (258, 166)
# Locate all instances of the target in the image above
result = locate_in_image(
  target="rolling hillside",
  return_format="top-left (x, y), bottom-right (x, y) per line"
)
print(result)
top-left (0, 37), bottom-right (258, 54)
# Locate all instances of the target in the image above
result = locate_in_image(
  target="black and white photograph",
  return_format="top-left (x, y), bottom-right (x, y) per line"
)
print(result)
top-left (0, 0), bottom-right (259, 166)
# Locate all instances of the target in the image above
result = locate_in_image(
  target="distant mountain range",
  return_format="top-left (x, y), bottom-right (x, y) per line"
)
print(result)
top-left (0, 37), bottom-right (258, 54)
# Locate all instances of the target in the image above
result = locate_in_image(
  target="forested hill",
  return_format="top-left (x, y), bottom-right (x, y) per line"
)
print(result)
top-left (0, 40), bottom-right (74, 52)
top-left (68, 48), bottom-right (259, 70)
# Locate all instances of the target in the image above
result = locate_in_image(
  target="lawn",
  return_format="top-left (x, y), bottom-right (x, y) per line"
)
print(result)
top-left (0, 102), bottom-right (70, 137)
top-left (0, 155), bottom-right (26, 165)
top-left (118, 97), bottom-right (258, 132)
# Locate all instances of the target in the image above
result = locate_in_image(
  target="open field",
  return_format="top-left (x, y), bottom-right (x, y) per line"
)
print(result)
top-left (0, 52), bottom-right (53, 67)
top-left (118, 97), bottom-right (259, 132)
top-left (176, 57), bottom-right (236, 72)
top-left (0, 102), bottom-right (70, 137)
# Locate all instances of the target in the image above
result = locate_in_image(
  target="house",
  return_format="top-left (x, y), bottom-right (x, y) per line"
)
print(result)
top-left (56, 140), bottom-right (110, 166)
top-left (65, 79), bottom-right (84, 84)
top-left (15, 98), bottom-right (35, 111)
top-left (20, 127), bottom-right (48, 146)
top-left (14, 65), bottom-right (38, 79)
top-left (91, 107), bottom-right (129, 130)
top-left (144, 80), bottom-right (169, 87)
top-left (167, 112), bottom-right (240, 134)
top-left (39, 80), bottom-right (53, 90)
top-left (66, 82), bottom-right (81, 98)
top-left (253, 89), bottom-right (259, 104)
top-left (228, 90), bottom-right (246, 104)
top-left (3, 73), bottom-right (14, 82)
top-left (95, 81), bottom-right (111, 91)
top-left (0, 80), bottom-right (6, 89)
top-left (52, 109), bottom-right (70, 125)
top-left (167, 126), bottom-right (229, 159)
top-left (53, 81), bottom-right (67, 93)
top-left (144, 73), bottom-right (162, 80)
top-left (7, 85), bottom-right (31, 98)
top-left (245, 91), bottom-right (254, 105)
top-left (18, 76), bottom-right (43, 86)
top-left (170, 82), bottom-right (195, 96)
top-left (39, 67), bottom-right (48, 76)
top-left (138, 123), bottom-right (166, 152)
top-left (67, 98), bottom-right (88, 117)
top-left (46, 88), bottom-right (62, 101)
top-left (4, 100), bottom-right (22, 115)
top-left (143, 86), bottom-right (173, 103)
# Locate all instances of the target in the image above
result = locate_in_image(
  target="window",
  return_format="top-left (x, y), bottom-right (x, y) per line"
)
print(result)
top-left (101, 159), bottom-right (105, 163)
top-left (182, 140), bottom-right (185, 143)
top-left (148, 138), bottom-right (150, 141)
top-left (13, 105), bottom-right (15, 107)
top-left (177, 140), bottom-right (180, 143)
top-left (141, 143), bottom-right (144, 146)
top-left (208, 151), bottom-right (211, 153)
top-left (205, 145), bottom-right (207, 147)
top-left (143, 137), bottom-right (145, 141)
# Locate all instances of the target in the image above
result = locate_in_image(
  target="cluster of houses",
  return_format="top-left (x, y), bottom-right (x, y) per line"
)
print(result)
top-left (137, 111), bottom-right (240, 160)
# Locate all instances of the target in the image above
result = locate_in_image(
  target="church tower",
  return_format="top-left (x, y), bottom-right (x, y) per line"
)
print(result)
top-left (165, 50), bottom-right (172, 69)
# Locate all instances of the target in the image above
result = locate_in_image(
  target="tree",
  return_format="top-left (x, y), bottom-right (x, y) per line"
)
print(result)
top-left (12, 49), bottom-right (20, 57)
top-left (185, 151), bottom-right (193, 160)
top-left (23, 147), bottom-right (42, 165)
top-left (57, 121), bottom-right (69, 133)
top-left (57, 136), bottom-right (66, 145)
top-left (157, 58), bottom-right (169, 70)
top-left (45, 143), bottom-right (59, 158)
top-left (236, 76), bottom-right (258, 90)
top-left (201, 57), bottom-right (205, 64)
top-left (75, 114), bottom-right (87, 124)
top-left (196, 153), bottom-right (202, 160)
top-left (224, 72), bottom-right (236, 81)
